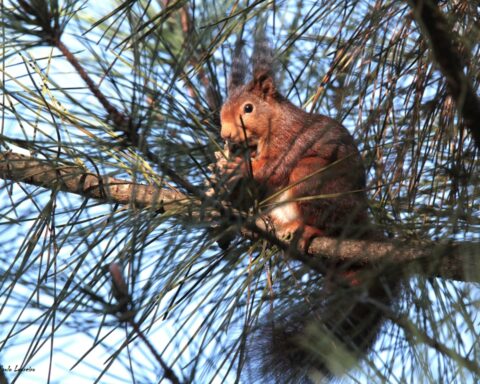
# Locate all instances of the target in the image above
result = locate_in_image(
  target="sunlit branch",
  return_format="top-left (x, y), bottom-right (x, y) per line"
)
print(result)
top-left (0, 152), bottom-right (186, 211)
top-left (1, 151), bottom-right (478, 283)
top-left (305, 235), bottom-right (479, 283)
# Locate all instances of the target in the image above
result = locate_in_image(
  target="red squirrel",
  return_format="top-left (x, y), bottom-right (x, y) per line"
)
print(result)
top-left (218, 66), bottom-right (372, 250)
top-left (215, 37), bottom-right (393, 383)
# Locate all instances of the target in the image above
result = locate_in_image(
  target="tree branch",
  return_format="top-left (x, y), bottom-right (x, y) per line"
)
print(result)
top-left (0, 152), bottom-right (186, 211)
top-left (1, 151), bottom-right (478, 283)
top-left (408, 0), bottom-right (480, 149)
top-left (306, 236), bottom-right (479, 283)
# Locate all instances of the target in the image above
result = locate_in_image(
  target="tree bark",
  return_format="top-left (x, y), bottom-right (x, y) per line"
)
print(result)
top-left (0, 152), bottom-right (185, 211)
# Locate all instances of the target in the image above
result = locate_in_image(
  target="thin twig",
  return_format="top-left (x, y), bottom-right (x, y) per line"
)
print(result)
top-left (129, 320), bottom-right (182, 384)
top-left (107, 263), bottom-right (182, 384)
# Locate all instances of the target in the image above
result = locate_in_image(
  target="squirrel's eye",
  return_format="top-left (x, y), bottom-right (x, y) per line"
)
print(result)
top-left (243, 103), bottom-right (254, 113)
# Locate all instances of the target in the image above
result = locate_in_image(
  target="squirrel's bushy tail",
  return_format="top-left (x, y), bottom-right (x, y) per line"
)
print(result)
top-left (245, 270), bottom-right (398, 383)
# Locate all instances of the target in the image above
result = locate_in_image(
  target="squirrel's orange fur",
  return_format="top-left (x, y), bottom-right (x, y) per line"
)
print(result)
top-left (219, 70), bottom-right (372, 248)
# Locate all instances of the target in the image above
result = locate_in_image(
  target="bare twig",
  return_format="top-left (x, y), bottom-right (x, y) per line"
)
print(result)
top-left (55, 40), bottom-right (132, 132)
top-left (129, 321), bottom-right (182, 384)
top-left (106, 263), bottom-right (182, 384)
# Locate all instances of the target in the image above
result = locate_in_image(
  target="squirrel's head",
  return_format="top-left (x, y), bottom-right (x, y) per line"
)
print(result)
top-left (220, 70), bottom-right (280, 151)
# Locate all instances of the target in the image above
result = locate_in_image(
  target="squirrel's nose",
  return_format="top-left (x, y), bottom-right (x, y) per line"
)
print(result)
top-left (220, 123), bottom-right (235, 140)
top-left (220, 129), bottom-right (229, 140)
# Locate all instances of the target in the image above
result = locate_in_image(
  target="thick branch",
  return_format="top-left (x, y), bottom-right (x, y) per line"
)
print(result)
top-left (0, 152), bottom-right (186, 210)
top-left (306, 236), bottom-right (479, 283)
top-left (1, 151), bottom-right (478, 282)
top-left (408, 0), bottom-right (480, 149)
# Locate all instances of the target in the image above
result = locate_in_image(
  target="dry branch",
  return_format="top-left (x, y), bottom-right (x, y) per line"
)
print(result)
top-left (1, 151), bottom-right (478, 283)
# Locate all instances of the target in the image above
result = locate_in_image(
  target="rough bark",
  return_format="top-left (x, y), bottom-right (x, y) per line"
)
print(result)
top-left (0, 152), bottom-right (185, 211)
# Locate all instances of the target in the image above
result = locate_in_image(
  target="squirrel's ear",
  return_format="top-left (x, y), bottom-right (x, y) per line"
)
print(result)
top-left (228, 38), bottom-right (247, 93)
top-left (251, 70), bottom-right (277, 99)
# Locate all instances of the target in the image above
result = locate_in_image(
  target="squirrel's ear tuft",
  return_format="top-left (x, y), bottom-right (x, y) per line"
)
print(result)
top-left (251, 70), bottom-right (277, 99)
top-left (251, 27), bottom-right (277, 98)
top-left (228, 38), bottom-right (247, 93)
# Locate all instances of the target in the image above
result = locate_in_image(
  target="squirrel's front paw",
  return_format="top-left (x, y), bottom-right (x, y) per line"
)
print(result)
top-left (216, 155), bottom-right (248, 186)
top-left (206, 150), bottom-right (239, 191)
top-left (277, 221), bottom-right (324, 253)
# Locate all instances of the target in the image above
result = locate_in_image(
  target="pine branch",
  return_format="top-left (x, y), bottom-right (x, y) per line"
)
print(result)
top-left (1, 151), bottom-right (478, 283)
top-left (55, 39), bottom-right (132, 132)
top-left (305, 235), bottom-right (479, 283)
top-left (50, 38), bottom-right (202, 197)
top-left (7, 1), bottom-right (202, 197)
top-left (408, 0), bottom-right (480, 149)
top-left (0, 152), bottom-right (185, 210)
